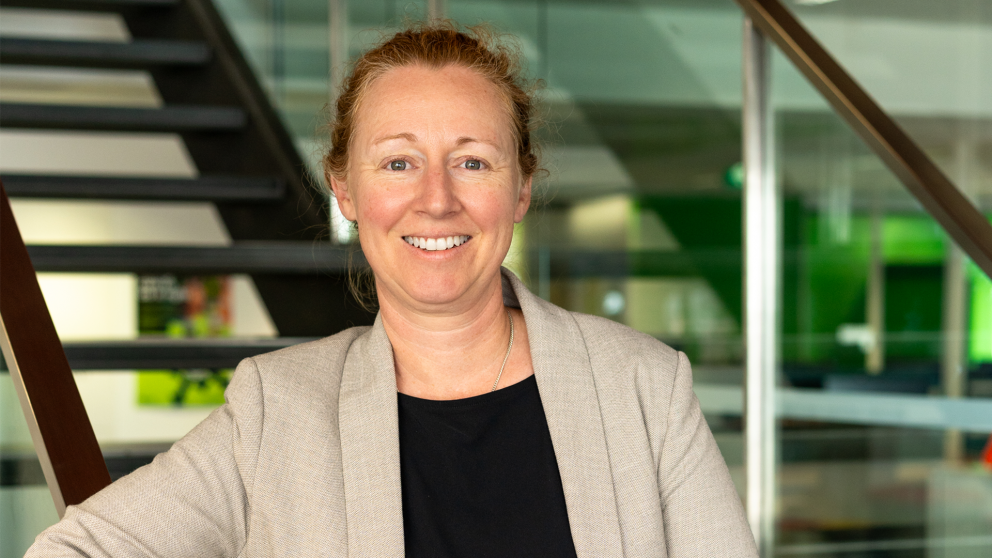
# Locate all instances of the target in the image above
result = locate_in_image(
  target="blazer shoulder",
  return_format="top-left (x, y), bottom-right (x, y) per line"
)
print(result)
top-left (569, 312), bottom-right (684, 403)
top-left (570, 312), bottom-right (679, 367)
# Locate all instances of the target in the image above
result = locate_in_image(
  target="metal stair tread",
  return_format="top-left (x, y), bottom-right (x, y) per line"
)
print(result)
top-left (2, 173), bottom-right (285, 202)
top-left (0, 102), bottom-right (247, 132)
top-left (0, 37), bottom-right (211, 68)
top-left (0, 0), bottom-right (179, 10)
top-left (26, 242), bottom-right (363, 273)
top-left (59, 337), bottom-right (319, 370)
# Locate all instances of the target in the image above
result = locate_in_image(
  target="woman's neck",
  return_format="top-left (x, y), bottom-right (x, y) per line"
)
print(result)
top-left (378, 277), bottom-right (530, 400)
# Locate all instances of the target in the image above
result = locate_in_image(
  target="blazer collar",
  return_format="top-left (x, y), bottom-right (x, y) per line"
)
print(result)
top-left (338, 269), bottom-right (623, 557)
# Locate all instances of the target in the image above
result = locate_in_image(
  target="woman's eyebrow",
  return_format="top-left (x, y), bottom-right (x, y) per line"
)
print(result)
top-left (373, 132), bottom-right (417, 145)
top-left (371, 134), bottom-right (499, 148)
top-left (455, 136), bottom-right (499, 148)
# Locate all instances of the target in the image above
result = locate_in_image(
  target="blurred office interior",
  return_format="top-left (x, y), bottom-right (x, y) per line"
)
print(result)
top-left (1, 0), bottom-right (990, 556)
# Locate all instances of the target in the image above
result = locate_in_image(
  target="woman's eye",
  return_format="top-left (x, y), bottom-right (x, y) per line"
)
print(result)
top-left (389, 160), bottom-right (408, 171)
top-left (464, 159), bottom-right (483, 170)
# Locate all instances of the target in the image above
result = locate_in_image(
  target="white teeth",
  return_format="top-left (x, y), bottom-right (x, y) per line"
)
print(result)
top-left (403, 235), bottom-right (470, 252)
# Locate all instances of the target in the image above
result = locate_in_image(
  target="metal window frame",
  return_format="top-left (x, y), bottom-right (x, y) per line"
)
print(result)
top-left (742, 17), bottom-right (778, 557)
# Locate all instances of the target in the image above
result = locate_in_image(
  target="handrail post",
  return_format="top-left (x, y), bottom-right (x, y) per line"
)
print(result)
top-left (0, 183), bottom-right (111, 517)
top-left (742, 17), bottom-right (778, 557)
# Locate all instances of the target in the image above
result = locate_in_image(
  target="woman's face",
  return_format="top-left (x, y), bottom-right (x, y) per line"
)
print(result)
top-left (332, 64), bottom-right (531, 313)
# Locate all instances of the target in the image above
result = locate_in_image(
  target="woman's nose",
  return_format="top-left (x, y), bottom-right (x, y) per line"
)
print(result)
top-left (417, 164), bottom-right (460, 217)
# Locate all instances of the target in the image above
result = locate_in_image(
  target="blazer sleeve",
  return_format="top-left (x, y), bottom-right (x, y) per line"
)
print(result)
top-left (659, 351), bottom-right (758, 558)
top-left (25, 357), bottom-right (264, 558)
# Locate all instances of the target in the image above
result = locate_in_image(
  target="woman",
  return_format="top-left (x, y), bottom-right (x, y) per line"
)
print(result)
top-left (28, 24), bottom-right (757, 558)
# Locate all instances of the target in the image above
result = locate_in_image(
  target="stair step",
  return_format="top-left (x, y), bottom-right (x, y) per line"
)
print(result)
top-left (0, 102), bottom-right (246, 132)
top-left (3, 443), bottom-right (175, 486)
top-left (59, 338), bottom-right (316, 369)
top-left (27, 242), bottom-right (361, 273)
top-left (2, 174), bottom-right (284, 202)
top-left (0, 38), bottom-right (211, 68)
top-left (0, 0), bottom-right (179, 11)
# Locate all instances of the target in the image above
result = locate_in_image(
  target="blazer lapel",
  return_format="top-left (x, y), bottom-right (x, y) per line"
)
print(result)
top-left (337, 272), bottom-right (624, 558)
top-left (504, 271), bottom-right (625, 557)
top-left (338, 317), bottom-right (405, 557)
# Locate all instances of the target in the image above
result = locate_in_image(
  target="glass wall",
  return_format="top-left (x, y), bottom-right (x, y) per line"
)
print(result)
top-left (786, 0), bottom-right (992, 214)
top-left (768, 11), bottom-right (992, 556)
top-left (213, 0), bottom-right (333, 173)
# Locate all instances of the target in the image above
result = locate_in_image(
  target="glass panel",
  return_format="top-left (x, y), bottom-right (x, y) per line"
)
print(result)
top-left (772, 33), bottom-right (992, 556)
top-left (213, 0), bottom-right (335, 175)
top-left (787, 0), bottom-right (992, 213)
top-left (0, 365), bottom-right (60, 556)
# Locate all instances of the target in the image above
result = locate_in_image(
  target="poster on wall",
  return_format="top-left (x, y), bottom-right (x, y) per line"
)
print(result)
top-left (137, 275), bottom-right (232, 406)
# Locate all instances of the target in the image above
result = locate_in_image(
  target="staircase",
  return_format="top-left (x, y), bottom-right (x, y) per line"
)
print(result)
top-left (1, 0), bottom-right (373, 479)
top-left (1, 0), bottom-right (375, 332)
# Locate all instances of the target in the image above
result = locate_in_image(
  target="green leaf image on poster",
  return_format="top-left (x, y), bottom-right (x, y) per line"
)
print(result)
top-left (138, 369), bottom-right (231, 406)
top-left (137, 275), bottom-right (232, 406)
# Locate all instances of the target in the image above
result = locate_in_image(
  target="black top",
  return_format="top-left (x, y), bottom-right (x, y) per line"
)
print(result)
top-left (397, 375), bottom-right (578, 558)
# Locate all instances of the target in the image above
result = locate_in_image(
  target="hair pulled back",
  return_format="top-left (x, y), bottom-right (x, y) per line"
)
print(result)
top-left (322, 22), bottom-right (539, 184)
top-left (323, 22), bottom-right (540, 312)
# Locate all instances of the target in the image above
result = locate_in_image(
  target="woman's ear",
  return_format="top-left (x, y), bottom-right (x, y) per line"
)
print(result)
top-left (329, 174), bottom-right (358, 222)
top-left (514, 176), bottom-right (532, 223)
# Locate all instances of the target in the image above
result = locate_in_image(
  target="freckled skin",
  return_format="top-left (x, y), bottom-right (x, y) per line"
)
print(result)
top-left (329, 64), bottom-right (534, 399)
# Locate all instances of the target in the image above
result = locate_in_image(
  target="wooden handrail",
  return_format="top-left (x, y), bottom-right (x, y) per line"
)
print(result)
top-left (734, 0), bottom-right (992, 279)
top-left (0, 183), bottom-right (111, 517)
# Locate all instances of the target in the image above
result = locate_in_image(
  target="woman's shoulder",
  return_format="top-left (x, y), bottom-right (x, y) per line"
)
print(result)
top-left (568, 311), bottom-right (680, 367)
top-left (565, 311), bottom-right (685, 405)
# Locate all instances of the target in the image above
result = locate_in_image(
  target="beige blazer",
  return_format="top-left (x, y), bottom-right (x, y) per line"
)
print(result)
top-left (28, 270), bottom-right (757, 557)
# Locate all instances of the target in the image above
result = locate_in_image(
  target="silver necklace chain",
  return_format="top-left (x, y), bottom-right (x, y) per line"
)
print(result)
top-left (490, 309), bottom-right (514, 392)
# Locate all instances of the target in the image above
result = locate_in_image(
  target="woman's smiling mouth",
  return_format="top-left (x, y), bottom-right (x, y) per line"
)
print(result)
top-left (403, 235), bottom-right (471, 251)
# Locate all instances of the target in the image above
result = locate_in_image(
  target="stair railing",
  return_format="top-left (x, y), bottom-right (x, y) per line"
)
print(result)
top-left (734, 0), bottom-right (992, 278)
top-left (0, 183), bottom-right (111, 518)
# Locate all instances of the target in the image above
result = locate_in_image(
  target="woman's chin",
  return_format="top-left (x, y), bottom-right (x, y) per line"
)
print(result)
top-left (383, 274), bottom-right (488, 312)
top-left (372, 257), bottom-right (505, 312)
top-left (404, 284), bottom-right (472, 309)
